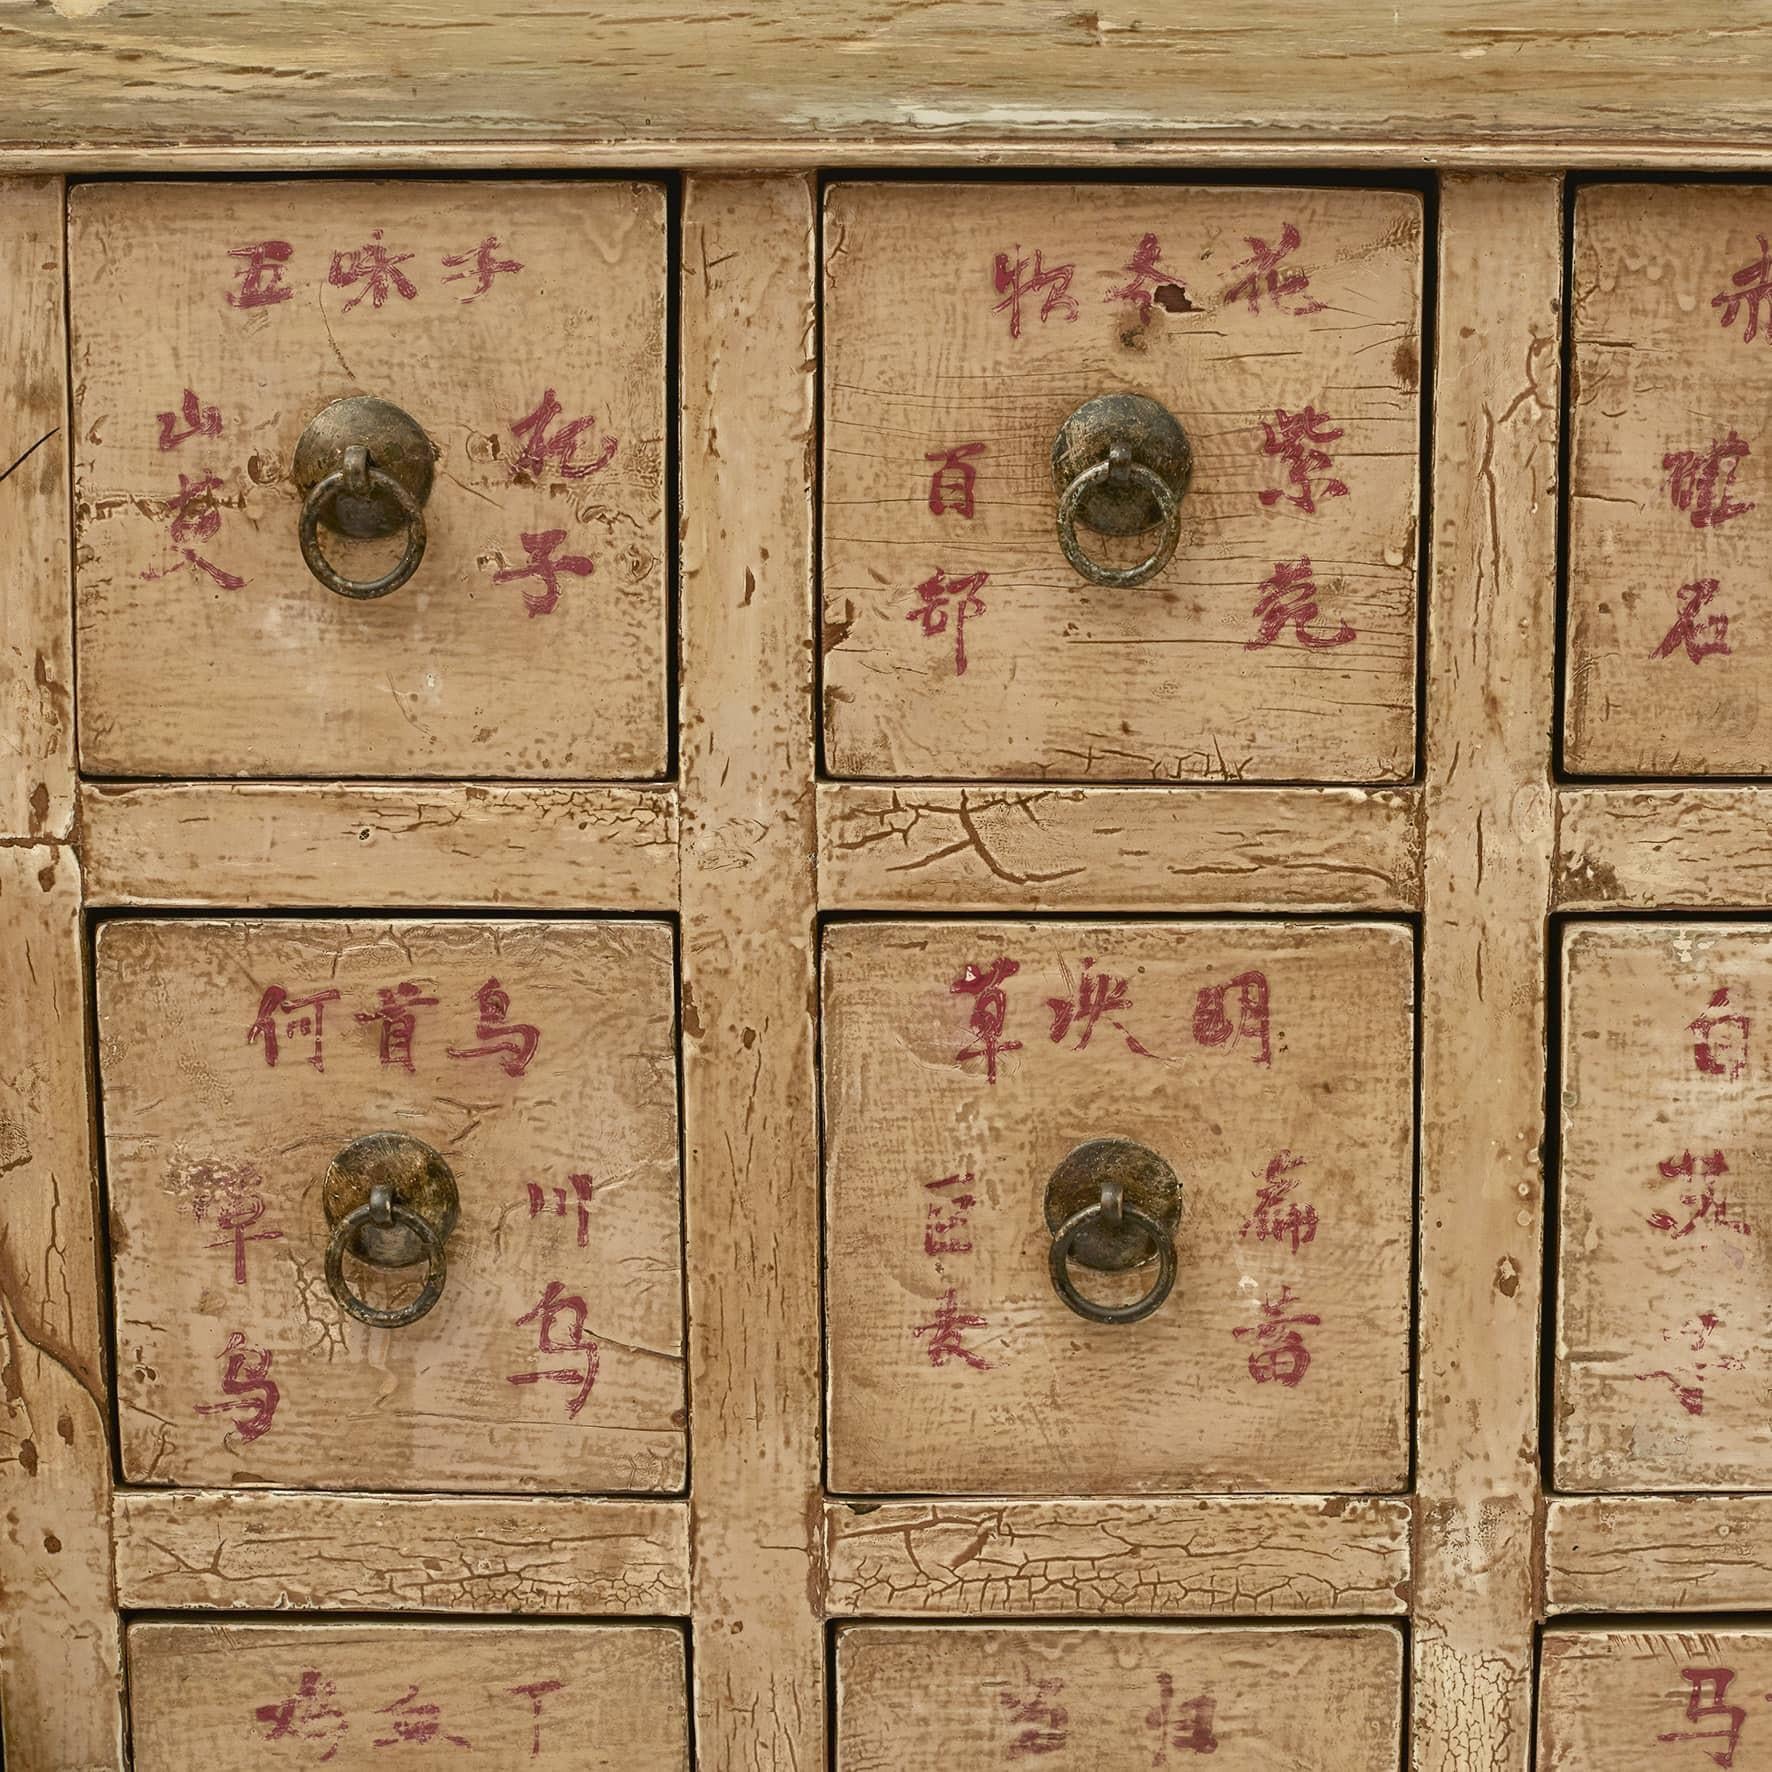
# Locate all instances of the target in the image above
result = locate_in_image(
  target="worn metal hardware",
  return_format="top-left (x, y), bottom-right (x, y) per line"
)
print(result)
top-left (321, 1131), bottom-right (459, 1328)
top-left (1043, 1136), bottom-right (1182, 1324)
top-left (1051, 391), bottom-right (1192, 589)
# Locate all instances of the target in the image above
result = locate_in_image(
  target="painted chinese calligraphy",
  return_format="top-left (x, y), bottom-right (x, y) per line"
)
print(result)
top-left (907, 567), bottom-right (989, 676)
top-left (1247, 557), bottom-right (1356, 652)
top-left (492, 529), bottom-right (594, 618)
top-left (952, 956), bottom-right (1022, 1084)
top-left (1232, 1282), bottom-right (1318, 1387)
top-left (1257, 406), bottom-right (1349, 515)
top-left (1223, 223), bottom-right (1324, 317)
top-left (1664, 431), bottom-right (1754, 529)
top-left (508, 1281), bottom-right (601, 1418)
top-left (1652, 578), bottom-right (1734, 665)
top-left (194, 1330), bottom-right (280, 1445)
top-left (1715, 236), bottom-right (1772, 343)
top-left (992, 247), bottom-right (1079, 338)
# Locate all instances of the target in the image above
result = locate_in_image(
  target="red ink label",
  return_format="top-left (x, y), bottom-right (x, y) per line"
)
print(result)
top-left (992, 247), bottom-right (1079, 338)
top-left (1661, 1666), bottom-right (1746, 1765)
top-left (926, 442), bottom-right (986, 518)
top-left (227, 239), bottom-right (295, 310)
top-left (924, 1172), bottom-right (977, 1259)
top-left (1223, 222), bottom-right (1324, 317)
top-left (1258, 406), bottom-right (1349, 515)
top-left (446, 977), bottom-right (540, 1077)
top-left (908, 567), bottom-right (989, 676)
top-left (1001, 1676), bottom-right (1069, 1758)
top-left (194, 1330), bottom-right (279, 1444)
top-left (1192, 970), bottom-right (1273, 1067)
top-left (1146, 1676), bottom-right (1219, 1760)
top-left (1664, 431), bottom-right (1754, 529)
top-left (441, 233), bottom-right (524, 303)
top-left (328, 230), bottom-right (419, 312)
top-left (509, 388), bottom-right (618, 481)
top-left (1246, 557), bottom-right (1355, 652)
top-left (1105, 232), bottom-right (1169, 317)
top-left (355, 981), bottom-right (440, 1071)
top-left (255, 1670), bottom-right (348, 1760)
top-left (952, 956), bottom-right (1022, 1084)
top-left (1232, 1281), bottom-right (1318, 1387)
top-left (1715, 236), bottom-right (1772, 343)
top-left (1653, 578), bottom-right (1734, 664)
top-left (1241, 1151), bottom-right (1318, 1253)
top-left (1046, 955), bottom-right (1157, 1057)
top-left (372, 1685), bottom-right (471, 1749)
top-left (1691, 988), bottom-right (1750, 1079)
top-left (156, 388), bottom-right (223, 452)
top-left (248, 985), bottom-right (343, 1072)
top-left (525, 1174), bottom-right (594, 1248)
top-left (508, 1281), bottom-right (600, 1417)
top-left (1648, 1149), bottom-right (1749, 1242)
top-left (511, 1680), bottom-right (566, 1758)
top-left (492, 529), bottom-right (594, 618)
top-left (912, 1286), bottom-right (992, 1370)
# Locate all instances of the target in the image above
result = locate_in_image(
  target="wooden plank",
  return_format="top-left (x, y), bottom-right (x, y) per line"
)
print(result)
top-left (678, 176), bottom-right (823, 1772)
top-left (114, 1489), bottom-right (689, 1614)
top-left (1545, 1495), bottom-right (1772, 1615)
top-left (1557, 786), bottom-right (1772, 910)
top-left (80, 782), bottom-right (678, 910)
top-left (3, 6), bottom-right (1771, 157)
top-left (825, 1496), bottom-right (1412, 1617)
top-left (1412, 174), bottom-right (1562, 1772)
top-left (820, 783), bottom-right (1420, 911)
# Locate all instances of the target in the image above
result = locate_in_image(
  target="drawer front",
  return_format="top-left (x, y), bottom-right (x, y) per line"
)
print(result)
top-left (127, 1621), bottom-right (688, 1770)
top-left (836, 1623), bottom-right (1402, 1768)
top-left (97, 918), bottom-right (684, 1493)
top-left (72, 180), bottom-right (667, 780)
top-left (821, 181), bottom-right (1423, 783)
top-left (1556, 922), bottom-right (1772, 1490)
top-left (822, 920), bottom-right (1414, 1494)
top-left (1568, 183), bottom-right (1772, 776)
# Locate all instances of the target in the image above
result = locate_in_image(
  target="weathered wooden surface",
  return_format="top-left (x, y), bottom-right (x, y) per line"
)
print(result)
top-left (819, 784), bottom-right (1421, 911)
top-left (678, 177), bottom-right (824, 1772)
top-left (72, 180), bottom-right (667, 780)
top-left (1545, 1495), bottom-right (1772, 1615)
top-left (1567, 184), bottom-right (1772, 775)
top-left (80, 782), bottom-right (678, 909)
top-left (127, 1620), bottom-right (689, 1770)
top-left (836, 1622), bottom-right (1403, 1769)
top-left (1555, 922), bottom-right (1772, 1491)
top-left (823, 919), bottom-right (1414, 1495)
top-left (823, 182), bottom-right (1421, 783)
top-left (96, 918), bottom-right (684, 1493)
top-left (1412, 174), bottom-right (1561, 1772)
top-left (1557, 785), bottom-right (1772, 909)
top-left (824, 1496), bottom-right (1411, 1615)
top-left (114, 1489), bottom-right (689, 1614)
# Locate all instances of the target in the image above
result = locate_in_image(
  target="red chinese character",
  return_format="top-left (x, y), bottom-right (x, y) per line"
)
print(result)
top-left (254, 1669), bottom-right (348, 1761)
top-left (927, 442), bottom-right (986, 518)
top-left (912, 1287), bottom-right (992, 1370)
top-left (143, 468), bottom-right (246, 592)
top-left (441, 233), bottom-right (523, 302)
top-left (907, 567), bottom-right (989, 676)
top-left (447, 977), bottom-right (540, 1077)
top-left (1241, 1150), bottom-right (1318, 1253)
top-left (1001, 1675), bottom-right (1069, 1758)
top-left (1692, 987), bottom-right (1750, 1080)
top-left (924, 1172), bottom-right (976, 1259)
top-left (509, 388), bottom-right (618, 481)
top-left (207, 1193), bottom-right (285, 1286)
top-left (226, 239), bottom-right (295, 310)
top-left (1257, 405), bottom-right (1349, 515)
top-left (1046, 955), bottom-right (1156, 1057)
top-left (1652, 578), bottom-right (1734, 665)
top-left (508, 1281), bottom-right (600, 1417)
top-left (1246, 556), bottom-right (1355, 652)
top-left (328, 229), bottom-right (419, 312)
top-left (1146, 1675), bottom-right (1219, 1761)
top-left (156, 388), bottom-right (223, 452)
top-left (511, 1680), bottom-right (566, 1758)
top-left (372, 1684), bottom-right (471, 1749)
top-left (248, 984), bottom-right (344, 1072)
top-left (355, 981), bottom-right (440, 1071)
top-left (1223, 222), bottom-right (1324, 317)
top-left (992, 248), bottom-right (1079, 339)
top-left (1665, 431), bottom-right (1755, 529)
top-left (1105, 231), bottom-right (1169, 317)
top-left (1636, 1312), bottom-right (1744, 1418)
top-left (952, 956), bottom-right (1022, 1084)
top-left (193, 1330), bottom-right (280, 1444)
top-left (1192, 969), bottom-right (1272, 1067)
top-left (492, 528), bottom-right (594, 618)
top-left (1649, 1149), bottom-right (1749, 1241)
top-left (1232, 1282), bottom-right (1319, 1388)
top-left (1659, 1666), bottom-right (1747, 1767)
top-left (525, 1173), bottom-right (594, 1249)
top-left (1715, 236), bottom-right (1772, 343)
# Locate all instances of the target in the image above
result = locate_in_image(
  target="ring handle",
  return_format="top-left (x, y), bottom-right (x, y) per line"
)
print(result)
top-left (324, 1180), bottom-right (449, 1328)
top-left (1048, 1178), bottom-right (1178, 1325)
top-left (320, 1133), bottom-right (459, 1330)
top-left (1050, 392), bottom-right (1193, 590)
top-left (299, 446), bottom-right (428, 600)
top-left (1056, 447), bottom-right (1183, 589)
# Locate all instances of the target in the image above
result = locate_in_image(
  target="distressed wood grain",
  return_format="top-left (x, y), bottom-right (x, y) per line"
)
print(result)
top-left (819, 783), bottom-right (1421, 911)
top-left (822, 181), bottom-right (1421, 783)
top-left (1412, 174), bottom-right (1561, 1772)
top-left (1556, 786), bottom-right (1772, 910)
top-left (1545, 1495), bottom-right (1772, 1615)
top-left (113, 1489), bottom-right (689, 1614)
top-left (80, 782), bottom-right (678, 910)
top-left (824, 1496), bottom-right (1412, 1616)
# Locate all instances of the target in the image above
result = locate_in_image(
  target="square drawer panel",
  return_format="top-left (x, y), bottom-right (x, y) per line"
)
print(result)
top-left (71, 180), bottom-right (667, 780)
top-left (822, 920), bottom-right (1414, 1494)
top-left (127, 1620), bottom-right (688, 1769)
top-left (821, 181), bottom-right (1423, 783)
top-left (836, 1624), bottom-right (1402, 1768)
top-left (96, 918), bottom-right (684, 1493)
top-left (1556, 922), bottom-right (1772, 1490)
top-left (1568, 184), bottom-right (1772, 776)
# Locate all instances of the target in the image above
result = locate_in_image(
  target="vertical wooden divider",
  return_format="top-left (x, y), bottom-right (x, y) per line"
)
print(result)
top-left (0, 176), bottom-right (127, 1769)
top-left (679, 175), bottom-right (825, 1769)
top-left (1413, 173), bottom-right (1562, 1772)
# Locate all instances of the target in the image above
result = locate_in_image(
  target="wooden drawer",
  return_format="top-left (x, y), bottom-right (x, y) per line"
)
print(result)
top-left (820, 181), bottom-right (1423, 783)
top-left (96, 917), bottom-right (684, 1493)
top-left (1555, 921), bottom-right (1772, 1490)
top-left (71, 180), bottom-right (667, 780)
top-left (126, 1620), bottom-right (689, 1769)
top-left (835, 1623), bottom-right (1403, 1768)
top-left (1567, 183), bottom-right (1772, 776)
top-left (822, 919), bottom-right (1414, 1494)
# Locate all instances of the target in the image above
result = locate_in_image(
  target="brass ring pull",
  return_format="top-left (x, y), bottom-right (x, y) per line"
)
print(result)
top-left (1051, 392), bottom-right (1193, 590)
top-left (1043, 1137), bottom-right (1182, 1326)
top-left (321, 1133), bottom-right (459, 1329)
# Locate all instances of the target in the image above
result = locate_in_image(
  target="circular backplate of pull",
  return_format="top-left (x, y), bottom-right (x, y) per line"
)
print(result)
top-left (323, 1132), bottom-right (459, 1270)
top-left (1050, 392), bottom-right (1193, 538)
top-left (293, 395), bottom-right (435, 541)
top-left (1043, 1136), bottom-right (1182, 1272)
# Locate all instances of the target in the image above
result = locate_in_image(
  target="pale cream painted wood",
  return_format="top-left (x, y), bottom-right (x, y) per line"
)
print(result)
top-left (822, 181), bottom-right (1421, 783)
top-left (71, 180), bottom-right (667, 780)
top-left (1557, 785), bottom-right (1772, 910)
top-left (1545, 1494), bottom-right (1772, 1614)
top-left (1555, 921), bottom-right (1772, 1491)
top-left (836, 1622), bottom-right (1403, 1770)
top-left (126, 1620), bottom-right (689, 1770)
top-left (95, 918), bottom-right (684, 1493)
top-left (823, 919), bottom-right (1414, 1494)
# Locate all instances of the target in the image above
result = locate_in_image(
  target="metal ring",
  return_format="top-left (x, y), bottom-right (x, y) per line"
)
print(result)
top-left (1055, 454), bottom-right (1182, 589)
top-left (323, 1184), bottom-right (448, 1328)
top-left (298, 458), bottom-right (428, 600)
top-left (1048, 1183), bottom-right (1177, 1325)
